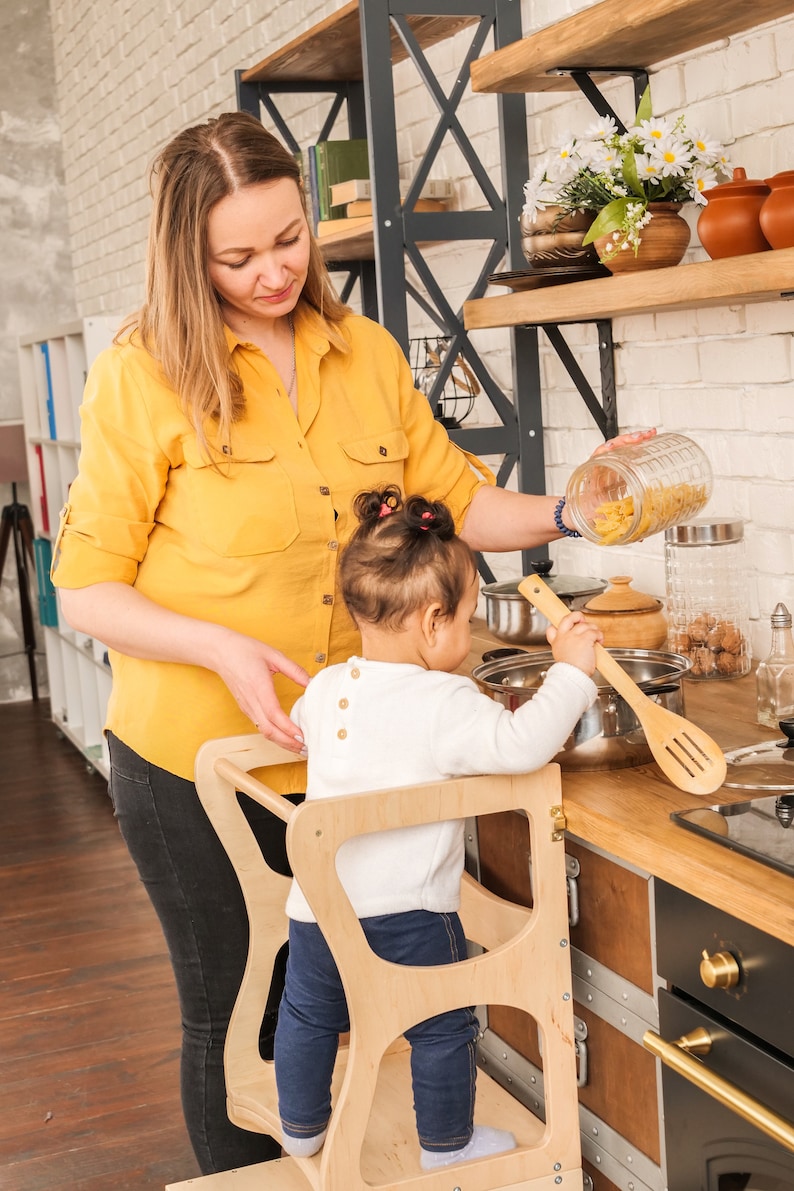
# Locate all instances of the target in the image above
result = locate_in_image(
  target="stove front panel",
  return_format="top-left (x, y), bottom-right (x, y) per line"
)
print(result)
top-left (659, 989), bottom-right (794, 1190)
top-left (655, 881), bottom-right (794, 1059)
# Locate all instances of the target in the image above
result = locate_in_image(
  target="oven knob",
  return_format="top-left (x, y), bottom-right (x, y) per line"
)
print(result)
top-left (700, 949), bottom-right (740, 989)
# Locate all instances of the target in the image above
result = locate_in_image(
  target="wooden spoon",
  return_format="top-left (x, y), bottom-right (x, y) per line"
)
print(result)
top-left (518, 574), bottom-right (727, 796)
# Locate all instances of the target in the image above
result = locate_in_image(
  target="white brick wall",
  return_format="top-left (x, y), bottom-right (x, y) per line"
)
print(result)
top-left (46, 0), bottom-right (794, 658)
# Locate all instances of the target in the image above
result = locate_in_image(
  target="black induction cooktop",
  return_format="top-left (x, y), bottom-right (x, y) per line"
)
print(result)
top-left (672, 793), bottom-right (794, 878)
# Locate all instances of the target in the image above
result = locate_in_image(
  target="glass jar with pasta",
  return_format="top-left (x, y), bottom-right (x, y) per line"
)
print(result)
top-left (564, 432), bottom-right (712, 546)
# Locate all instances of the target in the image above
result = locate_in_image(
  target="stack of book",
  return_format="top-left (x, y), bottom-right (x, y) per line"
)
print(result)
top-left (316, 177), bottom-right (453, 237)
top-left (297, 139), bottom-right (370, 232)
top-left (296, 140), bottom-right (454, 238)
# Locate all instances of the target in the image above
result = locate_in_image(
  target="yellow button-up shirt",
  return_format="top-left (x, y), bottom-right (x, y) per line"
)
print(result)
top-left (51, 310), bottom-right (492, 786)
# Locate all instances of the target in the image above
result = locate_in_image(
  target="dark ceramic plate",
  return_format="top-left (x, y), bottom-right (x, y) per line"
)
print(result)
top-left (487, 265), bottom-right (610, 291)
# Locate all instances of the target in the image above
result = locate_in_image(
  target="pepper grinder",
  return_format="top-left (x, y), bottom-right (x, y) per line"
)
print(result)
top-left (756, 603), bottom-right (794, 728)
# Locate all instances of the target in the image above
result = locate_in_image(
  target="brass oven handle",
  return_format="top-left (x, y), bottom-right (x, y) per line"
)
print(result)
top-left (643, 1029), bottom-right (794, 1154)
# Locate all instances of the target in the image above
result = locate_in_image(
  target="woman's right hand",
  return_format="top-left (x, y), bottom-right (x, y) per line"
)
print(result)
top-left (546, 611), bottom-right (603, 678)
top-left (211, 632), bottom-right (311, 753)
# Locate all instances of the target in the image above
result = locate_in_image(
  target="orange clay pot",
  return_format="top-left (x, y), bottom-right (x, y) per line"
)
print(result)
top-left (759, 170), bottom-right (794, 249)
top-left (698, 167), bottom-right (772, 259)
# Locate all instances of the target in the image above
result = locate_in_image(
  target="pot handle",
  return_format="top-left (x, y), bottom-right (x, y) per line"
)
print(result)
top-left (481, 647), bottom-right (532, 664)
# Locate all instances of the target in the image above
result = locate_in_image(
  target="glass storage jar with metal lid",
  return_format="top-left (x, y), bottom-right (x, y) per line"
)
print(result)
top-left (564, 432), bottom-right (712, 546)
top-left (664, 518), bottom-right (752, 679)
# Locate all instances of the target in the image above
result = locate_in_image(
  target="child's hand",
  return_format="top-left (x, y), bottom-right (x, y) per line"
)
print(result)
top-left (546, 611), bottom-right (603, 677)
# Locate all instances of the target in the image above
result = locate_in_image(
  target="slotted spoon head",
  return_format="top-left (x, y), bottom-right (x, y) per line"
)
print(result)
top-left (517, 575), bottom-right (727, 796)
top-left (624, 695), bottom-right (728, 795)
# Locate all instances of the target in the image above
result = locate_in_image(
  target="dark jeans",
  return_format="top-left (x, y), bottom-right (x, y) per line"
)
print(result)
top-left (274, 911), bottom-right (478, 1152)
top-left (107, 732), bottom-right (291, 1175)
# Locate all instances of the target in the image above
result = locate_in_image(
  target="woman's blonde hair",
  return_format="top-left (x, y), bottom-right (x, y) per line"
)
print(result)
top-left (123, 111), bottom-right (349, 450)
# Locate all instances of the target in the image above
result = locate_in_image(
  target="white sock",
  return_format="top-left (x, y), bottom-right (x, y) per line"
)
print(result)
top-left (280, 1126), bottom-right (327, 1158)
top-left (420, 1124), bottom-right (517, 1170)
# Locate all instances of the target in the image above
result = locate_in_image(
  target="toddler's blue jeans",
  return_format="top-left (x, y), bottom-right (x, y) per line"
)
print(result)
top-left (274, 909), bottom-right (479, 1152)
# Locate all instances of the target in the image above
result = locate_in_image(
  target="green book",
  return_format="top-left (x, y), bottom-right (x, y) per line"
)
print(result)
top-left (315, 138), bottom-right (369, 221)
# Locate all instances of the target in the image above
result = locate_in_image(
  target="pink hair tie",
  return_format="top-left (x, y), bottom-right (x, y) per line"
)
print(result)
top-left (420, 510), bottom-right (434, 530)
top-left (378, 502), bottom-right (393, 518)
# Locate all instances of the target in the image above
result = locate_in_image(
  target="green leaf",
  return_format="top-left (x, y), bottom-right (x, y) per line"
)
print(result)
top-left (581, 197), bottom-right (634, 245)
top-left (621, 146), bottom-right (646, 199)
top-left (634, 83), bottom-right (653, 126)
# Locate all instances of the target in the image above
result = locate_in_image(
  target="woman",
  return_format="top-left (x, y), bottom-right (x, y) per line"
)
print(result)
top-left (52, 111), bottom-right (649, 1175)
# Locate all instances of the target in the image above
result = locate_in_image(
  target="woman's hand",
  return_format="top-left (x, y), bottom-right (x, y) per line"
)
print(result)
top-left (546, 611), bottom-right (603, 677)
top-left (590, 427), bottom-right (657, 457)
top-left (211, 633), bottom-right (310, 754)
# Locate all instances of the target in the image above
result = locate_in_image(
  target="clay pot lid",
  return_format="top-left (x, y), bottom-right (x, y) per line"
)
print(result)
top-left (764, 170), bottom-right (794, 186)
top-left (584, 575), bottom-right (662, 614)
top-left (704, 166), bottom-right (770, 198)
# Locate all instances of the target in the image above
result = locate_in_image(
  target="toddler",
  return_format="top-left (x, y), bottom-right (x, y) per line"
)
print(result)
top-left (273, 486), bottom-right (602, 1169)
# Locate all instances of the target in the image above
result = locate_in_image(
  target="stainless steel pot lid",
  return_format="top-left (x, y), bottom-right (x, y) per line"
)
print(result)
top-left (723, 722), bottom-right (794, 790)
top-left (482, 570), bottom-right (606, 602)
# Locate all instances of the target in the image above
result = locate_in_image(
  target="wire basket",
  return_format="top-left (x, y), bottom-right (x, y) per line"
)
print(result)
top-left (409, 337), bottom-right (478, 428)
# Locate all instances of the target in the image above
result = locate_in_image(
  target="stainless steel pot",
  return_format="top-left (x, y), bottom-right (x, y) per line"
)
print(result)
top-left (482, 565), bottom-right (607, 646)
top-left (472, 647), bottom-right (693, 771)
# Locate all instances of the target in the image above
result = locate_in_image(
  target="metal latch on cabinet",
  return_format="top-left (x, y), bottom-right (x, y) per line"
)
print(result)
top-left (566, 852), bottom-right (581, 928)
top-left (527, 849), bottom-right (580, 927)
top-left (538, 1014), bottom-right (589, 1089)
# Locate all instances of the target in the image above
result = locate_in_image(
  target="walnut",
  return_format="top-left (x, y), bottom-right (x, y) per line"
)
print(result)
top-left (706, 622), bottom-right (726, 651)
top-left (716, 650), bottom-right (741, 675)
top-left (691, 646), bottom-right (717, 676)
top-left (688, 613), bottom-right (716, 644)
top-left (721, 623), bottom-right (744, 654)
top-left (667, 629), bottom-right (692, 655)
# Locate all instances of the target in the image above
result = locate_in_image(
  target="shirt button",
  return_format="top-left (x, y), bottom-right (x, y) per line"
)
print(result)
top-left (328, 540), bottom-right (338, 551)
top-left (337, 728), bottom-right (347, 740)
top-left (338, 697), bottom-right (348, 709)
top-left (315, 652), bottom-right (326, 663)
top-left (322, 594), bottom-right (334, 605)
top-left (350, 667), bottom-right (360, 679)
top-left (379, 446), bottom-right (387, 456)
top-left (319, 486), bottom-right (330, 496)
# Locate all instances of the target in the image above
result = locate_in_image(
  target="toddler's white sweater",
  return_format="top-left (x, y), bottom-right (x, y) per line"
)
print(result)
top-left (285, 656), bottom-right (596, 922)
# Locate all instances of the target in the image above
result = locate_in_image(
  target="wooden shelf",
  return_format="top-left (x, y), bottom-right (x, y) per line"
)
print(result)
top-left (463, 247), bottom-right (794, 329)
top-left (242, 1), bottom-right (477, 84)
top-left (470, 0), bottom-right (794, 93)
top-left (317, 219), bottom-right (375, 262)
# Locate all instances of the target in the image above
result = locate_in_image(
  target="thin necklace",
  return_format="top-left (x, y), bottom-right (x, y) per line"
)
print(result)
top-left (286, 313), bottom-right (296, 399)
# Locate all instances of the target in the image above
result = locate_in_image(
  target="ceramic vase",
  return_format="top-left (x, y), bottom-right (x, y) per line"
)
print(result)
top-left (759, 170), bottom-right (794, 249)
top-left (594, 202), bottom-right (691, 273)
top-left (698, 167), bottom-right (772, 259)
top-left (519, 206), bottom-right (600, 270)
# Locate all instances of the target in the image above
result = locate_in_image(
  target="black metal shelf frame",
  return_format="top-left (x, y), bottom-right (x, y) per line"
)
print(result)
top-left (236, 1), bottom-right (626, 571)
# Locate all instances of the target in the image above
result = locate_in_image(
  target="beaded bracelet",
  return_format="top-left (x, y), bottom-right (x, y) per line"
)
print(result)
top-left (554, 497), bottom-right (581, 539)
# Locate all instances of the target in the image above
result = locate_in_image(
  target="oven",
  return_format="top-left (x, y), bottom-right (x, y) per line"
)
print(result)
top-left (649, 880), bottom-right (794, 1189)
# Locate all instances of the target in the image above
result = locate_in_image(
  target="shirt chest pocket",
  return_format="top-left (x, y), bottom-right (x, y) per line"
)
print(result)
top-left (182, 440), bottom-right (299, 557)
top-left (339, 428), bottom-right (410, 481)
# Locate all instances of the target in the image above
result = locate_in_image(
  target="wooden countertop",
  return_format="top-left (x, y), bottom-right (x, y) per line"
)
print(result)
top-left (466, 621), bottom-right (794, 948)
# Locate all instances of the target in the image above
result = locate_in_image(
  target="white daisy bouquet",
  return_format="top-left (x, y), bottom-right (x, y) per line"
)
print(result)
top-left (522, 88), bottom-right (732, 258)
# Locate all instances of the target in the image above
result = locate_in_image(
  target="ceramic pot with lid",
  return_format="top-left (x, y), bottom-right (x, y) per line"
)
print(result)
top-left (481, 562), bottom-right (606, 647)
top-left (697, 167), bottom-right (772, 259)
top-left (759, 170), bottom-right (794, 249)
top-left (582, 575), bottom-right (668, 649)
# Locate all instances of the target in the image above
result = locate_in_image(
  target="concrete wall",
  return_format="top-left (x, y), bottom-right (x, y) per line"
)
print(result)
top-left (0, 0), bottom-right (76, 700)
top-left (13, 1), bottom-right (794, 685)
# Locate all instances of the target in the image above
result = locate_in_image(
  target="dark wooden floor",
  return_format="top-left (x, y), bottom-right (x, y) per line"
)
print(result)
top-left (0, 699), bottom-right (201, 1190)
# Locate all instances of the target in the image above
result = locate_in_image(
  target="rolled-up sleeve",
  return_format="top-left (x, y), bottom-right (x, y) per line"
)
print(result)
top-left (51, 347), bottom-right (172, 588)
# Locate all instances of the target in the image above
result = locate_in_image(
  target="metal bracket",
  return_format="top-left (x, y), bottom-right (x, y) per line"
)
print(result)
top-left (543, 322), bottom-right (618, 440)
top-left (546, 66), bottom-right (650, 131)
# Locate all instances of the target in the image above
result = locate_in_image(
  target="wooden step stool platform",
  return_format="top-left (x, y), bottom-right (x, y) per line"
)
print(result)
top-left (167, 734), bottom-right (583, 1191)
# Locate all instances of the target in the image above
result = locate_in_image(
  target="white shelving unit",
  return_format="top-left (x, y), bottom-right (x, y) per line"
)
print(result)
top-left (18, 316), bottom-right (117, 776)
